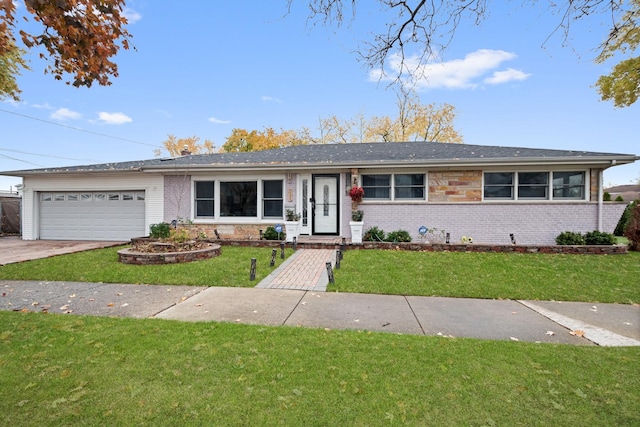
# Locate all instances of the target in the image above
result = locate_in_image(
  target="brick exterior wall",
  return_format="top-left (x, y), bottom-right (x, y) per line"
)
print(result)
top-left (359, 202), bottom-right (626, 245)
top-left (163, 172), bottom-right (624, 245)
top-left (164, 175), bottom-right (191, 222)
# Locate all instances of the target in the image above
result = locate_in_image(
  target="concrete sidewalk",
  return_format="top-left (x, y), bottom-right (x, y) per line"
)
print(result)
top-left (2, 280), bottom-right (638, 346)
top-left (1, 247), bottom-right (638, 347)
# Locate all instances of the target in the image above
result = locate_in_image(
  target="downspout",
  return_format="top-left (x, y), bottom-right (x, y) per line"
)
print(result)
top-left (597, 168), bottom-right (603, 231)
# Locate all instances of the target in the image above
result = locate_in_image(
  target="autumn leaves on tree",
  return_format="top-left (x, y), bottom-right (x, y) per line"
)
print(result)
top-left (0, 0), bottom-right (130, 100)
top-left (157, 89), bottom-right (464, 156)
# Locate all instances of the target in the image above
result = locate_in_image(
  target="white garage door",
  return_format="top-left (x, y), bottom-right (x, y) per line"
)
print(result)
top-left (39, 191), bottom-right (146, 240)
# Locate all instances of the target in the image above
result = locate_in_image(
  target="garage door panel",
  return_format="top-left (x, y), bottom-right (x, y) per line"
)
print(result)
top-left (40, 191), bottom-right (146, 241)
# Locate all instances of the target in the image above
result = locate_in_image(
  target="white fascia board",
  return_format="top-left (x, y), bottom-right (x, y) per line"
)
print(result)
top-left (141, 155), bottom-right (639, 174)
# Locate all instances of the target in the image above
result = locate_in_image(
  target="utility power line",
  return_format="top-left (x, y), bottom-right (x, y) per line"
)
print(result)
top-left (0, 148), bottom-right (97, 162)
top-left (0, 108), bottom-right (162, 148)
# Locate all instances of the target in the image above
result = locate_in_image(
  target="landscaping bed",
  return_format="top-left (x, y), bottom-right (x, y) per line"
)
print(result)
top-left (118, 242), bottom-right (221, 265)
top-left (220, 239), bottom-right (629, 254)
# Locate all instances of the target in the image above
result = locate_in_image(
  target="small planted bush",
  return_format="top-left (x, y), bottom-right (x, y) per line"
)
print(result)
top-left (149, 222), bottom-right (171, 239)
top-left (555, 231), bottom-right (585, 245)
top-left (263, 226), bottom-right (285, 240)
top-left (615, 200), bottom-right (637, 236)
top-left (624, 202), bottom-right (640, 251)
top-left (584, 230), bottom-right (616, 245)
top-left (363, 226), bottom-right (386, 242)
top-left (385, 230), bottom-right (412, 243)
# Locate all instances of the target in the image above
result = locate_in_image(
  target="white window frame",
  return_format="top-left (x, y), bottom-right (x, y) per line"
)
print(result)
top-left (361, 173), bottom-right (426, 201)
top-left (483, 170), bottom-right (588, 201)
top-left (191, 175), bottom-right (286, 223)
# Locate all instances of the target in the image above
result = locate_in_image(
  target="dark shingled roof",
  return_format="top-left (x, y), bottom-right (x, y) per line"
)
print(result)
top-left (2, 141), bottom-right (638, 175)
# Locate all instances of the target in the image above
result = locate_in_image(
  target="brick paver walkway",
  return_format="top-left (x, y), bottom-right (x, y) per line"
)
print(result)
top-left (256, 249), bottom-right (336, 291)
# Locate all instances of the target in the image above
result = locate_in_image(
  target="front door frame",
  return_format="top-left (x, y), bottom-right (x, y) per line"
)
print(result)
top-left (311, 173), bottom-right (340, 235)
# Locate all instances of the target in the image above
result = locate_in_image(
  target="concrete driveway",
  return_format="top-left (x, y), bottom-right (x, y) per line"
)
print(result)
top-left (0, 236), bottom-right (126, 265)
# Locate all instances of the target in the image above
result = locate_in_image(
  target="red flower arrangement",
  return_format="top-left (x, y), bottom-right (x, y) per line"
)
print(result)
top-left (348, 186), bottom-right (365, 203)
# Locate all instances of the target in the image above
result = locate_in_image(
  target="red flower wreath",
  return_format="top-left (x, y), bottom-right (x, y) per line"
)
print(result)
top-left (348, 186), bottom-right (365, 203)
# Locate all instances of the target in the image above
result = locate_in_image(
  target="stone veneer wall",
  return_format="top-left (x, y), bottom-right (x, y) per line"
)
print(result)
top-left (590, 168), bottom-right (601, 201)
top-left (428, 170), bottom-right (482, 202)
top-left (359, 202), bottom-right (627, 245)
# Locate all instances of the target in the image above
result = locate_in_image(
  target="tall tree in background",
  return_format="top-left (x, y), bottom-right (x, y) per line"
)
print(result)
top-left (595, 0), bottom-right (640, 107)
top-left (219, 88), bottom-right (463, 152)
top-left (0, 0), bottom-right (131, 99)
top-left (294, 0), bottom-right (639, 107)
top-left (220, 128), bottom-right (305, 152)
top-left (365, 86), bottom-right (462, 143)
top-left (155, 135), bottom-right (216, 157)
top-left (0, 38), bottom-right (28, 100)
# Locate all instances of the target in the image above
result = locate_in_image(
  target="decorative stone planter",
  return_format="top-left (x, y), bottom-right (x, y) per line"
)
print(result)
top-left (349, 221), bottom-right (364, 244)
top-left (118, 243), bottom-right (221, 265)
top-left (284, 221), bottom-right (300, 242)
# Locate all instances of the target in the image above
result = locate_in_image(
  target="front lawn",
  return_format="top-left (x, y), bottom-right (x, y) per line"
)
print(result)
top-left (1, 312), bottom-right (638, 426)
top-left (0, 246), bottom-right (292, 287)
top-left (331, 250), bottom-right (640, 304)
top-left (1, 247), bottom-right (638, 303)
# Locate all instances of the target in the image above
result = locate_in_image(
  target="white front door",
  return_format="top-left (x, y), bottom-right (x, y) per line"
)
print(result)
top-left (312, 175), bottom-right (339, 235)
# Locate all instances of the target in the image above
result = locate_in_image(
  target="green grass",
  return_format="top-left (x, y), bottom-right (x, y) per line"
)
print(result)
top-left (331, 251), bottom-right (640, 304)
top-left (1, 247), bottom-right (638, 303)
top-left (0, 246), bottom-right (293, 287)
top-left (1, 312), bottom-right (638, 426)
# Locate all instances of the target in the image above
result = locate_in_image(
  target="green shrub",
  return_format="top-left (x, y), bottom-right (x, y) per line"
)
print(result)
top-left (615, 200), bottom-right (637, 236)
top-left (169, 228), bottom-right (190, 244)
top-left (149, 222), bottom-right (171, 239)
top-left (555, 231), bottom-right (585, 245)
top-left (262, 226), bottom-right (285, 240)
top-left (603, 192), bottom-right (612, 201)
top-left (615, 195), bottom-right (624, 202)
top-left (584, 230), bottom-right (616, 245)
top-left (385, 230), bottom-right (412, 243)
top-left (363, 226), bottom-right (386, 242)
top-left (623, 202), bottom-right (640, 251)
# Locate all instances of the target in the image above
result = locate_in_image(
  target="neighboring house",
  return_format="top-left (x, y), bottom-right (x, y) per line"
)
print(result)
top-left (1, 141), bottom-right (637, 244)
top-left (605, 184), bottom-right (640, 203)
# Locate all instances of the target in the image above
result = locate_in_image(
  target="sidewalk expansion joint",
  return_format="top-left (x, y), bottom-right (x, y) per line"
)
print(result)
top-left (517, 300), bottom-right (640, 347)
top-left (404, 295), bottom-right (426, 335)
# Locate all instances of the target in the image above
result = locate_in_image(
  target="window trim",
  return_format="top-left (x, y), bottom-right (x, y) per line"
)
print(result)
top-left (361, 173), bottom-right (426, 201)
top-left (483, 170), bottom-right (588, 202)
top-left (191, 176), bottom-right (286, 222)
top-left (262, 179), bottom-right (284, 219)
top-left (194, 180), bottom-right (215, 219)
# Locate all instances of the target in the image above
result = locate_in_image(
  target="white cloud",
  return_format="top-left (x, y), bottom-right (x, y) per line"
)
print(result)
top-left (208, 117), bottom-right (231, 124)
top-left (51, 107), bottom-right (81, 121)
top-left (261, 96), bottom-right (282, 103)
top-left (123, 8), bottom-right (142, 24)
top-left (97, 112), bottom-right (132, 125)
top-left (484, 68), bottom-right (532, 85)
top-left (32, 102), bottom-right (54, 110)
top-left (371, 49), bottom-right (530, 90)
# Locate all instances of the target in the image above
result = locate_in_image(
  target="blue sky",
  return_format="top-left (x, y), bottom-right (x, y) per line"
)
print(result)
top-left (1, 1), bottom-right (638, 191)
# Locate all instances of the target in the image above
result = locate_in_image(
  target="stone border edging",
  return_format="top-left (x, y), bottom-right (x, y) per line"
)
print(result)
top-left (213, 240), bottom-right (628, 254)
top-left (118, 244), bottom-right (222, 265)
